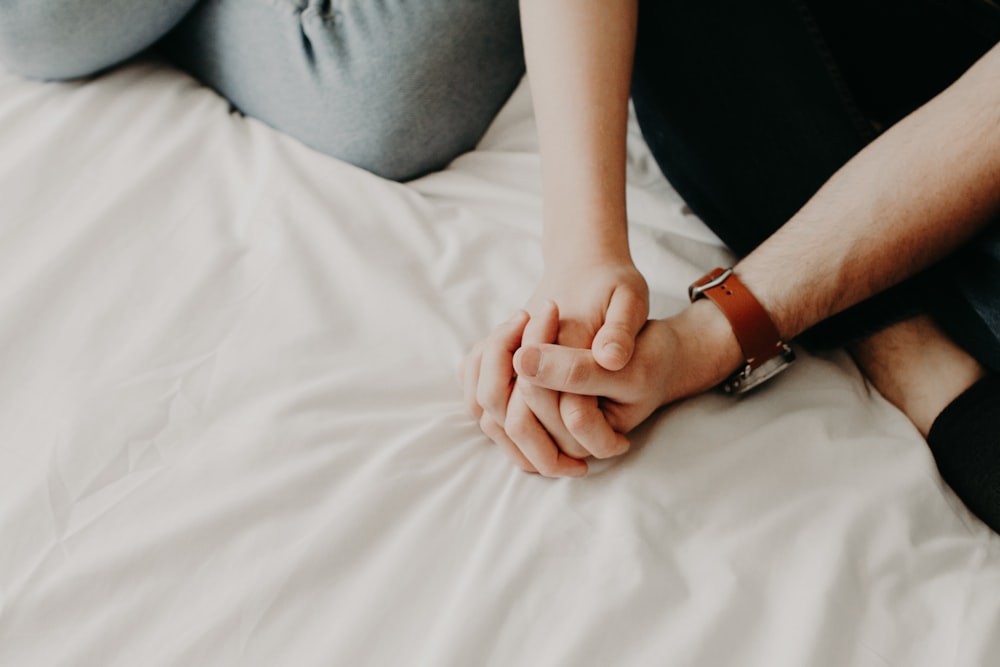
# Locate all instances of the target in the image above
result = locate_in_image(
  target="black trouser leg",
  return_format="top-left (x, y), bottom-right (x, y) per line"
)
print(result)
top-left (632, 0), bottom-right (873, 257)
top-left (632, 0), bottom-right (1000, 362)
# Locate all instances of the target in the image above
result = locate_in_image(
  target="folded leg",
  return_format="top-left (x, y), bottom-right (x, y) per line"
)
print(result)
top-left (161, 0), bottom-right (525, 180)
top-left (631, 0), bottom-right (1000, 530)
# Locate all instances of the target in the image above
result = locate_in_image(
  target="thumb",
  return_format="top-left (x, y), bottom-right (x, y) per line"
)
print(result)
top-left (514, 343), bottom-right (627, 401)
top-left (593, 284), bottom-right (648, 371)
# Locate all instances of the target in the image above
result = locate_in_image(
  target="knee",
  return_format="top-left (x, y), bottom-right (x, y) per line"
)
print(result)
top-left (163, 0), bottom-right (524, 180)
top-left (304, 78), bottom-right (519, 182)
top-left (283, 2), bottom-right (527, 180)
top-left (239, 80), bottom-right (504, 182)
top-left (195, 4), bottom-right (521, 180)
top-left (308, 62), bottom-right (526, 180)
top-left (0, 1), bottom-right (105, 79)
top-left (0, 0), bottom-right (198, 80)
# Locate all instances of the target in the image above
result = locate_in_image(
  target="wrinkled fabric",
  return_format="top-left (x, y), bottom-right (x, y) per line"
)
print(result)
top-left (0, 62), bottom-right (998, 667)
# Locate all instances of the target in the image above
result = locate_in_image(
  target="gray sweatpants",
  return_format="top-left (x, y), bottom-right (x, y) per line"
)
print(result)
top-left (0, 0), bottom-right (525, 181)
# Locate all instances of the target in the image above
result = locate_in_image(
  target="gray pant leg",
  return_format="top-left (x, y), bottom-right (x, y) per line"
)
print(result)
top-left (162, 0), bottom-right (524, 180)
top-left (0, 0), bottom-right (200, 80)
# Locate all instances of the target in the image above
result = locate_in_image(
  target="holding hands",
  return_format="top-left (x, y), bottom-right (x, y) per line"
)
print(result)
top-left (462, 256), bottom-right (743, 477)
top-left (462, 254), bottom-right (648, 476)
top-left (464, 0), bottom-right (743, 475)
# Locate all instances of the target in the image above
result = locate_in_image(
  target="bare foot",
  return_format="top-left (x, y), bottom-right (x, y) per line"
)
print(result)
top-left (849, 315), bottom-right (987, 436)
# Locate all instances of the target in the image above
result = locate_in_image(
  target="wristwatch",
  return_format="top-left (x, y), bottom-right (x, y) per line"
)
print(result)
top-left (688, 267), bottom-right (795, 395)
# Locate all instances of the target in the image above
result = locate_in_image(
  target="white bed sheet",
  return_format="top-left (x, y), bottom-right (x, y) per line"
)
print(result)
top-left (0, 60), bottom-right (998, 666)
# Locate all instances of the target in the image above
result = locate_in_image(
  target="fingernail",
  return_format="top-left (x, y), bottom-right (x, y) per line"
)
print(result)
top-left (603, 343), bottom-right (627, 365)
top-left (516, 346), bottom-right (540, 378)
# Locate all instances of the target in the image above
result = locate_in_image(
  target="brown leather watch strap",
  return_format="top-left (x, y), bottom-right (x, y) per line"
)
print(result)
top-left (688, 267), bottom-right (786, 370)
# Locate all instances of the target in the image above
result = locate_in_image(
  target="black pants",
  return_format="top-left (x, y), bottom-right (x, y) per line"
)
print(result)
top-left (632, 0), bottom-right (1000, 370)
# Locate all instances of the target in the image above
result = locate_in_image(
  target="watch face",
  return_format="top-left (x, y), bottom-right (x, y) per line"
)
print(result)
top-left (723, 346), bottom-right (796, 395)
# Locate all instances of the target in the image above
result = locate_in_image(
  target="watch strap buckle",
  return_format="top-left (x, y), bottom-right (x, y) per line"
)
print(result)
top-left (689, 267), bottom-right (795, 395)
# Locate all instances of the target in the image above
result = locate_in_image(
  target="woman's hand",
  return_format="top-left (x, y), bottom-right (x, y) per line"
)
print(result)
top-left (526, 255), bottom-right (649, 370)
top-left (464, 298), bottom-right (631, 476)
top-left (468, 301), bottom-right (591, 476)
top-left (462, 257), bottom-right (648, 472)
top-left (463, 256), bottom-right (647, 423)
top-left (460, 0), bottom-right (643, 474)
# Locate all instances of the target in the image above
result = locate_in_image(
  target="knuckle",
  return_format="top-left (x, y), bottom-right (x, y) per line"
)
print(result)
top-left (505, 415), bottom-right (532, 441)
top-left (625, 278), bottom-right (649, 299)
top-left (517, 379), bottom-right (546, 402)
top-left (476, 385), bottom-right (506, 419)
top-left (478, 413), bottom-right (499, 438)
top-left (535, 461), bottom-right (560, 478)
top-left (605, 320), bottom-right (633, 337)
top-left (560, 440), bottom-right (591, 460)
top-left (592, 438), bottom-right (630, 460)
top-left (564, 356), bottom-right (591, 389)
top-left (562, 402), bottom-right (597, 435)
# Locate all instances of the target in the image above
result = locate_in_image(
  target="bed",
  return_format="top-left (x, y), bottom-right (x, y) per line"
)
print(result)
top-left (1, 58), bottom-right (998, 666)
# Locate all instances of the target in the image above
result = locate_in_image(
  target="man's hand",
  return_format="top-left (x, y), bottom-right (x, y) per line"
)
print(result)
top-left (464, 294), bottom-right (745, 475)
top-left (513, 319), bottom-right (678, 436)
top-left (513, 302), bottom-right (746, 443)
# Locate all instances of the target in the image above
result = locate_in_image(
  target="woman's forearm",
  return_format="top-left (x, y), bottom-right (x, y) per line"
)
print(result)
top-left (738, 43), bottom-right (1000, 341)
top-left (519, 0), bottom-right (638, 265)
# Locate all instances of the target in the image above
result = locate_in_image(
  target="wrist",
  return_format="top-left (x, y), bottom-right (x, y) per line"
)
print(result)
top-left (662, 299), bottom-right (746, 399)
top-left (731, 262), bottom-right (797, 342)
top-left (541, 206), bottom-right (631, 266)
top-left (542, 232), bottom-right (633, 271)
top-left (688, 267), bottom-right (797, 394)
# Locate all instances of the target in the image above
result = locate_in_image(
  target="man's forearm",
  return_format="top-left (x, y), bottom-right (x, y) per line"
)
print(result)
top-left (737, 43), bottom-right (1000, 341)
